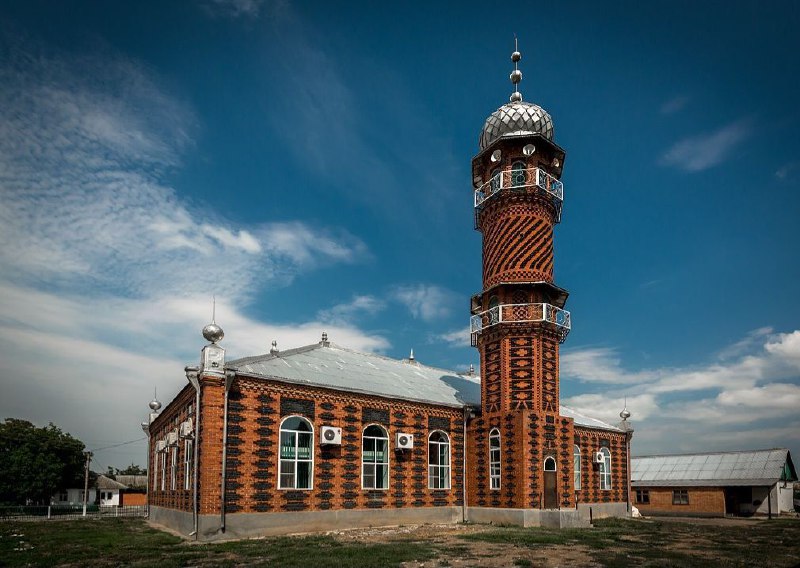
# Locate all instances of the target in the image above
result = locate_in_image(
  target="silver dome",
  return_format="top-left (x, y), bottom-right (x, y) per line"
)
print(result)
top-left (479, 101), bottom-right (554, 150)
top-left (620, 408), bottom-right (631, 420)
top-left (202, 322), bottom-right (224, 343)
top-left (149, 398), bottom-right (162, 411)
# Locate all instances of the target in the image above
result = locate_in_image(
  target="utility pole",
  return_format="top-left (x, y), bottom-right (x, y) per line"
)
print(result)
top-left (82, 451), bottom-right (92, 517)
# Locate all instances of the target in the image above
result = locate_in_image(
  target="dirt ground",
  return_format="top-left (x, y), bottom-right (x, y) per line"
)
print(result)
top-left (328, 522), bottom-right (598, 567)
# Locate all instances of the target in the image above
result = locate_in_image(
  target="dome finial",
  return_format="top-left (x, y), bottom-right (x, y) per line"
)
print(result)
top-left (202, 296), bottom-right (224, 343)
top-left (620, 396), bottom-right (631, 421)
top-left (510, 35), bottom-right (523, 103)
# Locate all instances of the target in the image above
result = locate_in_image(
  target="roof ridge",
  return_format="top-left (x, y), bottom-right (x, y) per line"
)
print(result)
top-left (634, 448), bottom-right (787, 458)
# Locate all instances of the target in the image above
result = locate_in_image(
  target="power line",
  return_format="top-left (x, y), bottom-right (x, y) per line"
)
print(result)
top-left (89, 437), bottom-right (146, 452)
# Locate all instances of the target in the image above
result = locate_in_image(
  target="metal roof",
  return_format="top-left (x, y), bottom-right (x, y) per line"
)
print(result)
top-left (230, 343), bottom-right (622, 432)
top-left (632, 449), bottom-right (797, 487)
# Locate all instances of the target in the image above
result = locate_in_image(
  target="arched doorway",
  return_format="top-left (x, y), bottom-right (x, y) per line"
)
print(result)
top-left (543, 456), bottom-right (557, 509)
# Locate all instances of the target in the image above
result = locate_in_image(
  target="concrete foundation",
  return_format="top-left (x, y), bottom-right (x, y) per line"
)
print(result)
top-left (149, 506), bottom-right (463, 541)
top-left (467, 507), bottom-right (591, 528)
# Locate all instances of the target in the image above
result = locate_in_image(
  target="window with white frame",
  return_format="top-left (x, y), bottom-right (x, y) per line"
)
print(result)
top-left (160, 449), bottom-right (166, 491)
top-left (489, 428), bottom-right (501, 490)
top-left (170, 446), bottom-right (178, 490)
top-left (153, 452), bottom-right (159, 492)
top-left (279, 416), bottom-right (314, 489)
top-left (362, 425), bottom-right (389, 489)
top-left (599, 447), bottom-right (612, 490)
top-left (574, 445), bottom-right (581, 490)
top-left (428, 431), bottom-right (451, 489)
top-left (184, 440), bottom-right (193, 491)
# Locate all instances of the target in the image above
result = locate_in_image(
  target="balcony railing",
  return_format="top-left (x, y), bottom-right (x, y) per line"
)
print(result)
top-left (470, 303), bottom-right (571, 344)
top-left (474, 167), bottom-right (564, 222)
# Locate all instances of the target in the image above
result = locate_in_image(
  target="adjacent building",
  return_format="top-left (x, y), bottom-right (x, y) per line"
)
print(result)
top-left (631, 448), bottom-right (797, 517)
top-left (144, 45), bottom-right (633, 540)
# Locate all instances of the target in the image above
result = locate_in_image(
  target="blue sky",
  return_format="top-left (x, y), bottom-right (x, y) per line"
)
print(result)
top-left (0, 0), bottom-right (798, 471)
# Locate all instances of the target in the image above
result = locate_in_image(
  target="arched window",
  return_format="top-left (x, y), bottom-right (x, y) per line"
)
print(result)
top-left (362, 425), bottom-right (389, 490)
top-left (573, 445), bottom-right (581, 490)
top-left (599, 447), bottom-right (612, 490)
top-left (488, 295), bottom-right (500, 326)
top-left (428, 431), bottom-right (451, 489)
top-left (510, 161), bottom-right (527, 187)
top-left (490, 167), bottom-right (501, 193)
top-left (544, 456), bottom-right (556, 471)
top-left (489, 428), bottom-right (501, 490)
top-left (279, 416), bottom-right (314, 489)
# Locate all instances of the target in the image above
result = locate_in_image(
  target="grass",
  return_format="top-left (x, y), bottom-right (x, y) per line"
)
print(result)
top-left (0, 516), bottom-right (798, 567)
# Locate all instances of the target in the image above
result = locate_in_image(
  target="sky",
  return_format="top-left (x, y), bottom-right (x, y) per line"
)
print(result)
top-left (0, 0), bottom-right (798, 473)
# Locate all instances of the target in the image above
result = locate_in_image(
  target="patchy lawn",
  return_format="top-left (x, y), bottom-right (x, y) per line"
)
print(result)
top-left (0, 516), bottom-right (799, 567)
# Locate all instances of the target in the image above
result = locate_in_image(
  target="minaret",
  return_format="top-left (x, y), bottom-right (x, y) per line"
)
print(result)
top-left (470, 42), bottom-right (570, 416)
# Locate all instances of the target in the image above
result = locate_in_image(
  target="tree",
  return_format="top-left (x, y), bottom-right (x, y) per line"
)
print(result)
top-left (0, 418), bottom-right (86, 505)
top-left (105, 463), bottom-right (147, 477)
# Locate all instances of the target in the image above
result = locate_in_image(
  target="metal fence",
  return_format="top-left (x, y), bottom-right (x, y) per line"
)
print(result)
top-left (0, 505), bottom-right (147, 521)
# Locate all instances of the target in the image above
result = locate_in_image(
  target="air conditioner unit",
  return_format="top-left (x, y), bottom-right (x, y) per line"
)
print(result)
top-left (155, 440), bottom-right (166, 452)
top-left (179, 419), bottom-right (194, 439)
top-left (396, 432), bottom-right (414, 450)
top-left (594, 451), bottom-right (605, 464)
top-left (167, 430), bottom-right (179, 446)
top-left (320, 426), bottom-right (342, 445)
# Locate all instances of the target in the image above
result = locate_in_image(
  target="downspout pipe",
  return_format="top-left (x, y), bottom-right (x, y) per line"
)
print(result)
top-left (220, 368), bottom-right (237, 533)
top-left (462, 405), bottom-right (475, 523)
top-left (185, 366), bottom-right (201, 540)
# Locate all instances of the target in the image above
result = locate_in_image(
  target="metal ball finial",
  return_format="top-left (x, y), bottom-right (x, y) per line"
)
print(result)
top-left (511, 51), bottom-right (521, 63)
top-left (149, 398), bottom-right (162, 411)
top-left (620, 408), bottom-right (631, 420)
top-left (203, 323), bottom-right (224, 343)
top-left (510, 69), bottom-right (522, 84)
top-left (510, 91), bottom-right (523, 103)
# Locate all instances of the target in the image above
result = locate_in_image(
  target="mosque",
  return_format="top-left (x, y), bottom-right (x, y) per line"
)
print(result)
top-left (143, 45), bottom-right (633, 540)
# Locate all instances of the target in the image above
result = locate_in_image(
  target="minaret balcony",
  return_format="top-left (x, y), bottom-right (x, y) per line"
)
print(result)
top-left (470, 303), bottom-right (571, 345)
top-left (474, 167), bottom-right (564, 222)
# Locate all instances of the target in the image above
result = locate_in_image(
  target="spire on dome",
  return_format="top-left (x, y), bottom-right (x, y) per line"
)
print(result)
top-left (509, 36), bottom-right (523, 103)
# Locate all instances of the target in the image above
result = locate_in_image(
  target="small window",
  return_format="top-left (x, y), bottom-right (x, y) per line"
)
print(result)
top-left (510, 161), bottom-right (527, 187)
top-left (635, 489), bottom-right (650, 504)
top-left (490, 168), bottom-right (501, 192)
top-left (184, 440), bottom-right (193, 491)
top-left (279, 416), bottom-right (314, 490)
top-left (672, 490), bottom-right (689, 505)
top-left (573, 445), bottom-right (581, 490)
top-left (489, 429), bottom-right (501, 490)
top-left (428, 431), bottom-right (451, 490)
top-left (544, 456), bottom-right (556, 471)
top-left (362, 425), bottom-right (389, 490)
top-left (160, 450), bottom-right (166, 491)
top-left (170, 446), bottom-right (178, 491)
top-left (599, 447), bottom-right (612, 490)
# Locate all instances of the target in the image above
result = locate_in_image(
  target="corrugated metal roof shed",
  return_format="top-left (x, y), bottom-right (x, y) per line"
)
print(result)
top-left (632, 449), bottom-right (797, 487)
top-left (230, 342), bottom-right (623, 432)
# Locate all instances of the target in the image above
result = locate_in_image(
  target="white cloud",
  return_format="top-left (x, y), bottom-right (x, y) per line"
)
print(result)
top-left (660, 95), bottom-right (689, 115)
top-left (0, 34), bottom-right (377, 472)
top-left (316, 295), bottom-right (386, 325)
top-left (435, 325), bottom-right (471, 348)
top-left (660, 118), bottom-right (751, 172)
top-left (563, 329), bottom-right (800, 456)
top-left (204, 0), bottom-right (266, 18)
top-left (392, 284), bottom-right (457, 322)
top-left (775, 161), bottom-right (798, 180)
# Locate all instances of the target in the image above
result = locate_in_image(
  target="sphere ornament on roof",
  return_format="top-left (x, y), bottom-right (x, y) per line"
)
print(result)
top-left (479, 40), bottom-right (554, 150)
top-left (149, 397), bottom-right (162, 411)
top-left (202, 322), bottom-right (224, 343)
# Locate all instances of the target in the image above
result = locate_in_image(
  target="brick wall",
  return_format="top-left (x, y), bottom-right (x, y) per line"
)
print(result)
top-left (152, 374), bottom-right (465, 515)
top-left (574, 428), bottom-right (629, 506)
top-left (632, 486), bottom-right (725, 516)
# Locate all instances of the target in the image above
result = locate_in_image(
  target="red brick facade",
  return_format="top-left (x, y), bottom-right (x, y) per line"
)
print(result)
top-left (632, 487), bottom-right (725, 516)
top-left (149, 376), bottom-right (465, 516)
